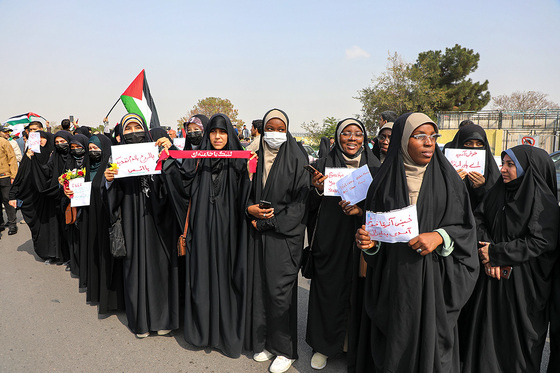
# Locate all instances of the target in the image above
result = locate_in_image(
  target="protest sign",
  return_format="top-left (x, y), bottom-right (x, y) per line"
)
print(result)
top-left (365, 205), bottom-right (419, 244)
top-left (111, 142), bottom-right (161, 178)
top-left (324, 167), bottom-right (354, 196)
top-left (173, 138), bottom-right (186, 150)
top-left (445, 148), bottom-right (486, 173)
top-left (28, 132), bottom-right (41, 153)
top-left (69, 178), bottom-right (92, 207)
top-left (336, 165), bottom-right (373, 205)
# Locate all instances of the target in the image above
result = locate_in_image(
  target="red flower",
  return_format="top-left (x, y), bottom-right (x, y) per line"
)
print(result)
top-left (78, 170), bottom-right (84, 176)
top-left (62, 173), bottom-right (67, 179)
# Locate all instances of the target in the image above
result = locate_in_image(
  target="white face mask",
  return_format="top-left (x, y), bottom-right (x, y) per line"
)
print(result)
top-left (263, 132), bottom-right (287, 149)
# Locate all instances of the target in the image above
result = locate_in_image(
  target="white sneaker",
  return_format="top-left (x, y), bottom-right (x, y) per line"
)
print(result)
top-left (157, 329), bottom-right (172, 336)
top-left (136, 332), bottom-right (149, 338)
top-left (253, 349), bottom-right (274, 362)
top-left (311, 352), bottom-right (327, 369)
top-left (269, 355), bottom-right (295, 373)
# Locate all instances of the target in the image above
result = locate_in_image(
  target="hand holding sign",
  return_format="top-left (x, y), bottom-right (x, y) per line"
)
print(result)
top-left (111, 143), bottom-right (161, 178)
top-left (444, 149), bottom-right (486, 174)
top-left (365, 205), bottom-right (419, 244)
top-left (335, 165), bottom-right (373, 205)
top-left (28, 132), bottom-right (41, 153)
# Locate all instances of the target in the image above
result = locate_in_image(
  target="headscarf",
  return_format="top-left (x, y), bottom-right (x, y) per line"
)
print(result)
top-left (445, 124), bottom-right (501, 209)
top-left (318, 137), bottom-right (331, 159)
top-left (74, 126), bottom-right (92, 138)
top-left (261, 109), bottom-right (290, 186)
top-left (149, 127), bottom-right (172, 142)
top-left (34, 131), bottom-right (55, 165)
top-left (318, 118), bottom-right (380, 171)
top-left (372, 122), bottom-right (394, 163)
top-left (400, 113), bottom-right (437, 204)
top-left (116, 113), bottom-right (152, 144)
top-left (70, 134), bottom-right (90, 169)
top-left (88, 135), bottom-right (103, 180)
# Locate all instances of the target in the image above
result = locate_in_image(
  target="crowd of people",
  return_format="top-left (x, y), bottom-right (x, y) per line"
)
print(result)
top-left (1, 108), bottom-right (559, 373)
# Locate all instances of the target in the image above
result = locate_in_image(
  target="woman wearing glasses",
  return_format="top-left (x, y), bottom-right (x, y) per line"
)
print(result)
top-left (306, 119), bottom-right (380, 370)
top-left (372, 122), bottom-right (393, 163)
top-left (352, 113), bottom-right (478, 372)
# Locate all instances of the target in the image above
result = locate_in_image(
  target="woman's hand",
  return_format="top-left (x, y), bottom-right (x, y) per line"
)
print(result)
top-left (311, 171), bottom-right (327, 192)
top-left (457, 168), bottom-right (467, 180)
top-left (468, 171), bottom-right (486, 188)
top-left (484, 263), bottom-right (501, 280)
top-left (104, 167), bottom-right (119, 182)
top-left (478, 241), bottom-right (490, 264)
top-left (251, 220), bottom-right (257, 229)
top-left (247, 204), bottom-right (274, 220)
top-left (155, 137), bottom-right (172, 150)
top-left (9, 200), bottom-right (17, 209)
top-left (249, 151), bottom-right (258, 161)
top-left (26, 149), bottom-right (34, 158)
top-left (339, 200), bottom-right (363, 216)
top-left (409, 232), bottom-right (443, 256)
top-left (356, 225), bottom-right (376, 250)
top-left (64, 187), bottom-right (74, 198)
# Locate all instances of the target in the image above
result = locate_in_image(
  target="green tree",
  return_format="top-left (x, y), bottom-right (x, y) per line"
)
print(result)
top-left (177, 97), bottom-right (244, 129)
top-left (302, 116), bottom-right (339, 145)
top-left (357, 45), bottom-right (490, 132)
top-left (412, 44), bottom-right (490, 112)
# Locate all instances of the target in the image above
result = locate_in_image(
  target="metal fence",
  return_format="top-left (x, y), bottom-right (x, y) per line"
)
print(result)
top-left (437, 110), bottom-right (560, 153)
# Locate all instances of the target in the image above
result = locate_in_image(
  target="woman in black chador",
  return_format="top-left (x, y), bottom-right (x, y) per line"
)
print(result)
top-left (444, 124), bottom-right (500, 211)
top-left (175, 114), bottom-right (251, 357)
top-left (103, 113), bottom-right (179, 338)
top-left (306, 118), bottom-right (380, 370)
top-left (245, 109), bottom-right (310, 373)
top-left (353, 113), bottom-right (479, 373)
top-left (460, 145), bottom-right (559, 373)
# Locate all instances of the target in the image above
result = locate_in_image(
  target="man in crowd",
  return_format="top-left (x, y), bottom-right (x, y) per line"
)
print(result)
top-left (0, 130), bottom-right (18, 236)
top-left (0, 126), bottom-right (22, 163)
top-left (245, 119), bottom-right (262, 152)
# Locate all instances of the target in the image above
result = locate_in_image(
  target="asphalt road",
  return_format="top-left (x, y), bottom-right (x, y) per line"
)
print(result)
top-left (0, 214), bottom-right (551, 372)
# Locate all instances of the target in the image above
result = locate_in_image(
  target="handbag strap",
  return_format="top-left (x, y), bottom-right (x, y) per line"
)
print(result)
top-left (182, 200), bottom-right (192, 237)
top-left (308, 205), bottom-right (321, 251)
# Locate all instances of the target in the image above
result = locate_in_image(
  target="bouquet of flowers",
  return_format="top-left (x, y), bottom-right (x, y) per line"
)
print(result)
top-left (58, 167), bottom-right (86, 189)
top-left (108, 163), bottom-right (119, 172)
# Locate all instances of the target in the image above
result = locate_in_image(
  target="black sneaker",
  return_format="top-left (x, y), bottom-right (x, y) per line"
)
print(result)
top-left (8, 226), bottom-right (18, 235)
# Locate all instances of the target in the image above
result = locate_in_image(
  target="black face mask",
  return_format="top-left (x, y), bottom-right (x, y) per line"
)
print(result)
top-left (123, 131), bottom-right (146, 144)
top-left (186, 130), bottom-right (203, 145)
top-left (89, 150), bottom-right (102, 163)
top-left (70, 147), bottom-right (86, 158)
top-left (55, 143), bottom-right (70, 154)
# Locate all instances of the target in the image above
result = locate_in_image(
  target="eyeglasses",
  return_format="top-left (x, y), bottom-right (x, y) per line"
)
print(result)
top-left (378, 134), bottom-right (391, 141)
top-left (410, 133), bottom-right (441, 142)
top-left (340, 132), bottom-right (364, 139)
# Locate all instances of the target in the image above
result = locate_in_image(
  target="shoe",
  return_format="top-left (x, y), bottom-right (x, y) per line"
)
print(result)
top-left (44, 259), bottom-right (53, 265)
top-left (157, 329), bottom-right (171, 336)
top-left (136, 332), bottom-right (149, 338)
top-left (253, 349), bottom-right (274, 362)
top-left (269, 356), bottom-right (295, 373)
top-left (311, 352), bottom-right (327, 370)
top-left (8, 226), bottom-right (18, 235)
top-left (65, 265), bottom-right (71, 272)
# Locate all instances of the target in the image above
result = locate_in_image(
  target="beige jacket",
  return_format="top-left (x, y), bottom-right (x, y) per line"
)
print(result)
top-left (0, 137), bottom-right (18, 179)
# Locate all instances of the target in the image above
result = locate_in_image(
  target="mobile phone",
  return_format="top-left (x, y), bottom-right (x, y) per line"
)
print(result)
top-left (69, 115), bottom-right (74, 123)
top-left (303, 164), bottom-right (319, 175)
top-left (501, 266), bottom-right (512, 280)
top-left (259, 200), bottom-right (272, 209)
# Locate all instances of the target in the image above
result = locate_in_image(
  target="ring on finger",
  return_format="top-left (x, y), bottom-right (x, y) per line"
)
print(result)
top-left (416, 248), bottom-right (422, 254)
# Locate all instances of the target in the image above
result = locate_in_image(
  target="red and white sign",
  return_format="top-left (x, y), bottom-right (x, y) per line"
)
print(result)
top-left (519, 135), bottom-right (539, 146)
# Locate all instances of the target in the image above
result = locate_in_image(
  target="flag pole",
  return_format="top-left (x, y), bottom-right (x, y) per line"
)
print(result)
top-left (105, 97), bottom-right (121, 119)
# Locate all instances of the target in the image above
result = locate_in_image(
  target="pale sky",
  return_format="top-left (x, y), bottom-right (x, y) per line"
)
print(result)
top-left (1, 0), bottom-right (559, 132)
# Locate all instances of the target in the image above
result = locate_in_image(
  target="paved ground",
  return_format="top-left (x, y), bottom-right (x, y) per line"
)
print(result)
top-left (0, 213), bottom-right (551, 372)
top-left (0, 214), bottom-right (346, 373)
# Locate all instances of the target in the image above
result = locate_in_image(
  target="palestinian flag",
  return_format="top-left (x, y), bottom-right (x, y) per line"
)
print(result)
top-left (3, 112), bottom-right (45, 136)
top-left (120, 69), bottom-right (161, 128)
